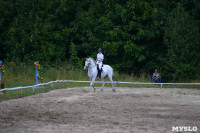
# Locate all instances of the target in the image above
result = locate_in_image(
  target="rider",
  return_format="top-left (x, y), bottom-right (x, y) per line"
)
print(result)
top-left (96, 48), bottom-right (104, 78)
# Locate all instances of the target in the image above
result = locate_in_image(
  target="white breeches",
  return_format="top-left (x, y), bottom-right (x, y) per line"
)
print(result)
top-left (97, 62), bottom-right (102, 69)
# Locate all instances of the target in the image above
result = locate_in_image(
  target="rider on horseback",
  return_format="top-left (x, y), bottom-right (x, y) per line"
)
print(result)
top-left (96, 48), bottom-right (104, 78)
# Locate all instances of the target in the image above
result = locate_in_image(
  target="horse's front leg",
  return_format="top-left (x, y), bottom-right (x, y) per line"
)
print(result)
top-left (101, 78), bottom-right (105, 91)
top-left (90, 77), bottom-right (96, 91)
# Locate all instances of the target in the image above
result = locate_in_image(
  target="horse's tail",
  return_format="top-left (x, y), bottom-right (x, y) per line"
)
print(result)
top-left (111, 68), bottom-right (119, 83)
top-left (112, 74), bottom-right (119, 83)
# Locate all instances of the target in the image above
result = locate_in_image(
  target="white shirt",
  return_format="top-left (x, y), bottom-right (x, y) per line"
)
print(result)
top-left (97, 53), bottom-right (104, 63)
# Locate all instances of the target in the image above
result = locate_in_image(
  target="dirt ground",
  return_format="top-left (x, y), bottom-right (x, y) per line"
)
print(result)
top-left (0, 87), bottom-right (200, 133)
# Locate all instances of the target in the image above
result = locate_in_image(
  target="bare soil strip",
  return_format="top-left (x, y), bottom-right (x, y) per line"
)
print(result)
top-left (0, 87), bottom-right (200, 133)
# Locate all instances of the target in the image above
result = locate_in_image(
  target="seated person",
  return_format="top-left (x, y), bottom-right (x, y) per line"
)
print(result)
top-left (152, 70), bottom-right (161, 83)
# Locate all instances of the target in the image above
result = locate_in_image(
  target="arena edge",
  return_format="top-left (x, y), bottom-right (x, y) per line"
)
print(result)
top-left (172, 126), bottom-right (198, 132)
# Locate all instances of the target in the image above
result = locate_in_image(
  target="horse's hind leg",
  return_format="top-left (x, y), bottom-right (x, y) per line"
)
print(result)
top-left (92, 85), bottom-right (96, 91)
top-left (108, 75), bottom-right (116, 92)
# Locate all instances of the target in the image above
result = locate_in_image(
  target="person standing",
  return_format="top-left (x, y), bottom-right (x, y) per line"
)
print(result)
top-left (96, 48), bottom-right (104, 78)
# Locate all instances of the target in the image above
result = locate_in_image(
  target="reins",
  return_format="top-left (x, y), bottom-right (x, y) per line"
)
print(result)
top-left (86, 58), bottom-right (97, 68)
top-left (88, 64), bottom-right (96, 68)
top-left (88, 58), bottom-right (96, 68)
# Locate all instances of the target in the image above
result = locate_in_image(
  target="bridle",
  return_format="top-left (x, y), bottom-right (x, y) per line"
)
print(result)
top-left (85, 58), bottom-right (96, 68)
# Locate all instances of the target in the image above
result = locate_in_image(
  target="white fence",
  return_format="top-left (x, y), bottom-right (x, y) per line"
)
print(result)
top-left (0, 80), bottom-right (200, 92)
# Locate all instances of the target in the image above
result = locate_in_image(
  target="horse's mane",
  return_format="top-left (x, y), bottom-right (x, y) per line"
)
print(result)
top-left (87, 57), bottom-right (96, 65)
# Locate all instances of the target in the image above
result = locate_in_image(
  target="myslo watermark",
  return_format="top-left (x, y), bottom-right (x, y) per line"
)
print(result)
top-left (172, 126), bottom-right (198, 132)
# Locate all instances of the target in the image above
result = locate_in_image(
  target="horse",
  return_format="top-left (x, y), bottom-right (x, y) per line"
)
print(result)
top-left (83, 57), bottom-right (117, 92)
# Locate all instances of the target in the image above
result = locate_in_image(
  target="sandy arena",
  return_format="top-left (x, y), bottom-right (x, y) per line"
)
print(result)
top-left (0, 87), bottom-right (200, 133)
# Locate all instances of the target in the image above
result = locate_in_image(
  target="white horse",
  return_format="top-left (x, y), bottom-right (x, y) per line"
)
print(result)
top-left (83, 57), bottom-right (117, 92)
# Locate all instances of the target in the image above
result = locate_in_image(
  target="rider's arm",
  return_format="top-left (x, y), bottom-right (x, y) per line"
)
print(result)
top-left (98, 59), bottom-right (103, 63)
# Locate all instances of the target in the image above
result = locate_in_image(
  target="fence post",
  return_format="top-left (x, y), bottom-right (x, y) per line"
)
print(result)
top-left (51, 82), bottom-right (53, 88)
top-left (33, 86), bottom-right (35, 93)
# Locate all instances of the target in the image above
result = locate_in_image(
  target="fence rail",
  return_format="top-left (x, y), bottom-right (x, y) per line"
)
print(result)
top-left (0, 80), bottom-right (200, 92)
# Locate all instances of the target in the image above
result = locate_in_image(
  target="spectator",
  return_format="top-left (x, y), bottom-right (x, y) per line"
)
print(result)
top-left (153, 70), bottom-right (161, 83)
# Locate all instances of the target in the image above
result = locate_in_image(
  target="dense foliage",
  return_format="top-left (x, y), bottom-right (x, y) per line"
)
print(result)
top-left (0, 0), bottom-right (200, 81)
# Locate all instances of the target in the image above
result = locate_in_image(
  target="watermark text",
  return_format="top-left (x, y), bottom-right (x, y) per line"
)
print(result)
top-left (172, 126), bottom-right (198, 132)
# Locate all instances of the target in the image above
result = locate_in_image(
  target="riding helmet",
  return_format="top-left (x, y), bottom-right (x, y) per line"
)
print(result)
top-left (98, 48), bottom-right (102, 52)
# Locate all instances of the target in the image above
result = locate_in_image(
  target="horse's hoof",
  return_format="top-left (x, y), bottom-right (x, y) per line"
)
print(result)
top-left (112, 89), bottom-right (116, 92)
top-left (94, 88), bottom-right (96, 91)
top-left (100, 89), bottom-right (103, 92)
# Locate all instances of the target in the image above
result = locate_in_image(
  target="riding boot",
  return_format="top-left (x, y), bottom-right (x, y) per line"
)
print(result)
top-left (98, 69), bottom-right (101, 78)
top-left (97, 65), bottom-right (100, 78)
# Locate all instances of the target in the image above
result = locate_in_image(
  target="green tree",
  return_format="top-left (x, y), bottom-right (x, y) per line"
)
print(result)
top-left (1, 0), bottom-right (200, 81)
top-left (69, 42), bottom-right (82, 68)
top-left (163, 3), bottom-right (200, 80)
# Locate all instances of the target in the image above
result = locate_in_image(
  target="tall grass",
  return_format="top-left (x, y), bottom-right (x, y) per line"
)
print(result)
top-left (1, 62), bottom-right (90, 87)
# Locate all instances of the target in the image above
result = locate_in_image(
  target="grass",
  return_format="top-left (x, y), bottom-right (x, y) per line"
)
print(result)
top-left (0, 62), bottom-right (200, 102)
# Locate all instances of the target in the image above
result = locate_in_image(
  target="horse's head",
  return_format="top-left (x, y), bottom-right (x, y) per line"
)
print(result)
top-left (83, 58), bottom-right (91, 70)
